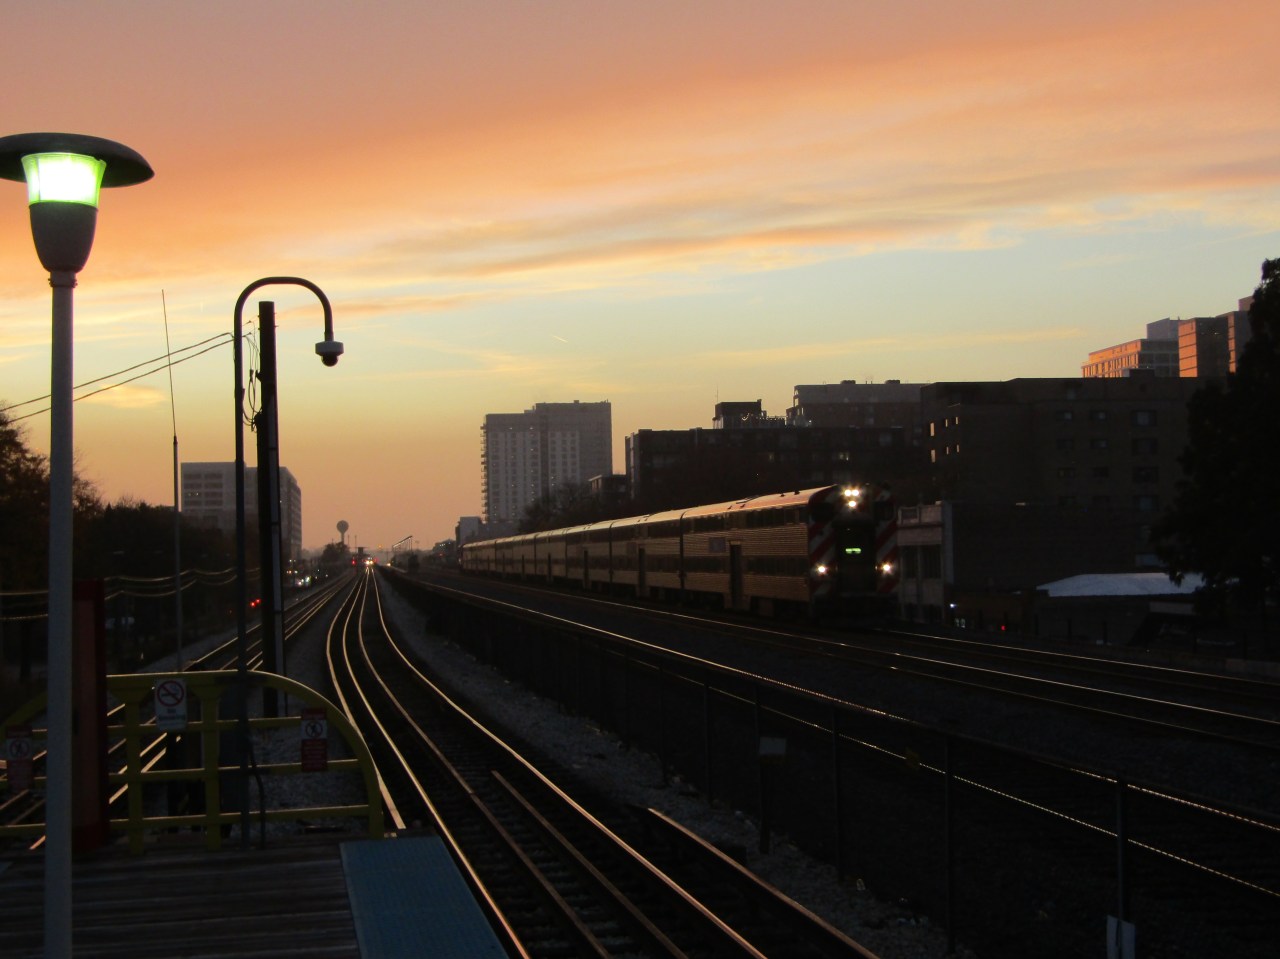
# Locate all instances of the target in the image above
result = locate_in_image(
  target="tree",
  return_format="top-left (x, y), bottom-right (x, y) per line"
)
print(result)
top-left (519, 482), bottom-right (616, 532)
top-left (2, 410), bottom-right (108, 682)
top-left (320, 540), bottom-right (350, 568)
top-left (0, 409), bottom-right (48, 592)
top-left (0, 408), bottom-right (105, 590)
top-left (1157, 258), bottom-right (1280, 614)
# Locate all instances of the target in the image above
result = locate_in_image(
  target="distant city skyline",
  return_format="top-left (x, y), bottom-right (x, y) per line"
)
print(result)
top-left (2, 1), bottom-right (1276, 550)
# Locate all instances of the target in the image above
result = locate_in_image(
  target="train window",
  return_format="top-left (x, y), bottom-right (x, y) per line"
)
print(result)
top-left (746, 509), bottom-right (787, 528)
top-left (747, 555), bottom-right (807, 576)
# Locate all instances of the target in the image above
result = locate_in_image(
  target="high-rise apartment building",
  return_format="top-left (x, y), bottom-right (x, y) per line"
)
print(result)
top-left (180, 461), bottom-right (303, 560)
top-left (481, 401), bottom-right (612, 526)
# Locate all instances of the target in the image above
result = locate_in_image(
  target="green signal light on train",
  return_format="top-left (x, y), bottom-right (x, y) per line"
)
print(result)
top-left (844, 547), bottom-right (863, 555)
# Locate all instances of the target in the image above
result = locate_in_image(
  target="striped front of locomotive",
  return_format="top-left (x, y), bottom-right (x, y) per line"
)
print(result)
top-left (807, 484), bottom-right (899, 615)
top-left (873, 486), bottom-right (900, 597)
top-left (804, 486), bottom-right (844, 604)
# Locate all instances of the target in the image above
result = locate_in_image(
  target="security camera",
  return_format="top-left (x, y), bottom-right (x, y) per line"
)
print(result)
top-left (315, 339), bottom-right (344, 367)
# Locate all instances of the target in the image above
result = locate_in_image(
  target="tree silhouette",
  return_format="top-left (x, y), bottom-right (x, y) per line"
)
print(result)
top-left (0, 410), bottom-right (49, 592)
top-left (519, 482), bottom-right (610, 532)
top-left (1157, 258), bottom-right (1280, 615)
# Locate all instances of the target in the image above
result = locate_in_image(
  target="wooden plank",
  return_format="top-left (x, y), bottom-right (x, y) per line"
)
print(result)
top-left (0, 835), bottom-right (360, 958)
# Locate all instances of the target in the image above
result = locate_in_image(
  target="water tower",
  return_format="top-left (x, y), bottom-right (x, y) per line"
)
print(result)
top-left (337, 519), bottom-right (349, 546)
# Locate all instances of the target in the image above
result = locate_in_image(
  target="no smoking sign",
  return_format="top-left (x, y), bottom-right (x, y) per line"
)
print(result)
top-left (154, 678), bottom-right (188, 732)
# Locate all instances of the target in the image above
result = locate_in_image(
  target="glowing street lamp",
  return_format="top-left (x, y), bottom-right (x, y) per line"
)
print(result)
top-left (0, 132), bottom-right (152, 959)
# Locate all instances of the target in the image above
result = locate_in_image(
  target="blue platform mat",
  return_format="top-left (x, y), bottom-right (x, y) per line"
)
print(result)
top-left (342, 836), bottom-right (507, 958)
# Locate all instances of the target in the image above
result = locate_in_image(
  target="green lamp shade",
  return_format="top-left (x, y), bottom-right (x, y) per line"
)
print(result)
top-left (21, 152), bottom-right (106, 208)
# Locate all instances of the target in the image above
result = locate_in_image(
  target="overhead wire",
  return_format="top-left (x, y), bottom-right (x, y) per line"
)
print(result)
top-left (0, 565), bottom-right (253, 621)
top-left (1, 313), bottom-right (267, 621)
top-left (1, 332), bottom-right (236, 423)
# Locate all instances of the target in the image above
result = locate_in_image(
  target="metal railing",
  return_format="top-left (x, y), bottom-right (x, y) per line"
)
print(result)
top-left (2, 670), bottom-right (383, 852)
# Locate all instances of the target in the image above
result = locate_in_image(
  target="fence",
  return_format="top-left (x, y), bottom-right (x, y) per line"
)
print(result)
top-left (1, 670), bottom-right (383, 852)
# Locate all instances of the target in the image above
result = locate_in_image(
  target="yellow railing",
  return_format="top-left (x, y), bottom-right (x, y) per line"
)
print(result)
top-left (1, 670), bottom-right (384, 852)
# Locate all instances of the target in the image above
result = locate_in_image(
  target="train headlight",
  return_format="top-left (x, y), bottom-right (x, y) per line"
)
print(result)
top-left (813, 564), bottom-right (830, 577)
top-left (879, 561), bottom-right (894, 576)
top-left (842, 486), bottom-right (863, 501)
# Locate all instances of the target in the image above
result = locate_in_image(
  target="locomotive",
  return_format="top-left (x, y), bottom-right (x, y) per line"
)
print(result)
top-left (459, 484), bottom-right (898, 618)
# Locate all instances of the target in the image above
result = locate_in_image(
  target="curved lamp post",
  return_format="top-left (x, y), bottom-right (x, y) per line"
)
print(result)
top-left (231, 277), bottom-right (342, 845)
top-left (0, 132), bottom-right (152, 959)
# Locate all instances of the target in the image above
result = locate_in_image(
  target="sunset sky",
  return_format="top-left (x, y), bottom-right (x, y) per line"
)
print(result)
top-left (2, 0), bottom-right (1277, 553)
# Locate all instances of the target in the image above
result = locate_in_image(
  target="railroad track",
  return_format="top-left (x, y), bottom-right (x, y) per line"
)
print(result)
top-left (925, 733), bottom-right (1280, 957)
top-left (328, 569), bottom-right (879, 959)
top-left (426, 571), bottom-right (1280, 756)
top-left (384, 568), bottom-right (1280, 959)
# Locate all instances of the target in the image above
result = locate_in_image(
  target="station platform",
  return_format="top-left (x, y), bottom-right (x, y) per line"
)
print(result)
top-left (0, 831), bottom-right (507, 958)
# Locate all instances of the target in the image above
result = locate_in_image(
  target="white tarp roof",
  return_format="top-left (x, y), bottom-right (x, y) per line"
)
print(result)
top-left (1038, 572), bottom-right (1203, 598)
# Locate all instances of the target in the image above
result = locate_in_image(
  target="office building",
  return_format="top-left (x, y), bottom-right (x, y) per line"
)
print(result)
top-left (1082, 296), bottom-right (1255, 379)
top-left (180, 461), bottom-right (303, 560)
top-left (1081, 320), bottom-right (1180, 378)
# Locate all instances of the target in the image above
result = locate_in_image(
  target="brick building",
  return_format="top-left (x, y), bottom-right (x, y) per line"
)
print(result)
top-left (899, 375), bottom-right (1205, 626)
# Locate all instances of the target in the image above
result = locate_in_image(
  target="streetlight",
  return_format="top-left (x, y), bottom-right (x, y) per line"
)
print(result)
top-left (0, 132), bottom-right (152, 959)
top-left (231, 277), bottom-right (341, 845)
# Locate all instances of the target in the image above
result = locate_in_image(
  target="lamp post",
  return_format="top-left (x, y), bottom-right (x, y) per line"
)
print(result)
top-left (231, 277), bottom-right (341, 845)
top-left (0, 132), bottom-right (152, 959)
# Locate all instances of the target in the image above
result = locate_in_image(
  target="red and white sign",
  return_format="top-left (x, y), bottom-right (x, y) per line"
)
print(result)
top-left (300, 707), bottom-right (328, 772)
top-left (154, 678), bottom-right (188, 732)
top-left (5, 725), bottom-right (34, 793)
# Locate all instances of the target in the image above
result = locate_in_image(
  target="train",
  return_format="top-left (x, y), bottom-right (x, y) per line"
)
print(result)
top-left (459, 484), bottom-right (899, 618)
